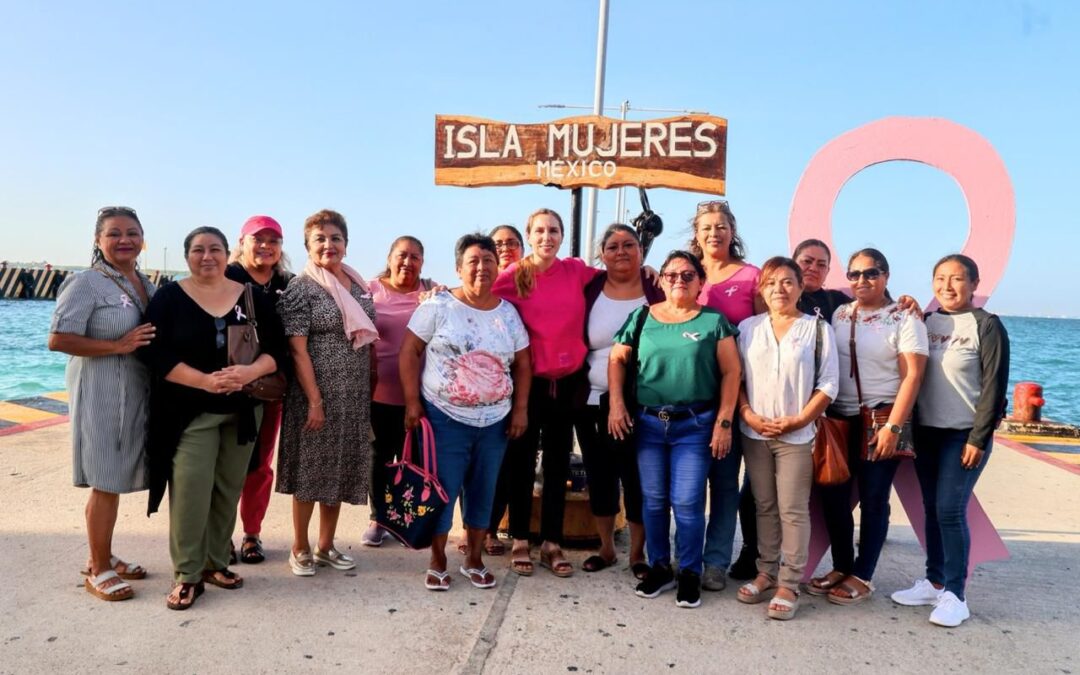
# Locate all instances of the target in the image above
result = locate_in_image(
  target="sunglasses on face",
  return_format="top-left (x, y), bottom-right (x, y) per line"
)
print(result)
top-left (696, 199), bottom-right (729, 212)
top-left (98, 206), bottom-right (138, 219)
top-left (662, 270), bottom-right (699, 283)
top-left (846, 268), bottom-right (884, 281)
top-left (214, 317), bottom-right (226, 349)
top-left (494, 240), bottom-right (521, 251)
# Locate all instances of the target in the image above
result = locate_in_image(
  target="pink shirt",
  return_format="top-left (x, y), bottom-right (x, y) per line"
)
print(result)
top-left (698, 263), bottom-right (761, 325)
top-left (493, 257), bottom-right (600, 379)
top-left (370, 277), bottom-right (432, 405)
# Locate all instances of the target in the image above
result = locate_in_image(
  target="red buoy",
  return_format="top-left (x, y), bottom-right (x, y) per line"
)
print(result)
top-left (1012, 382), bottom-right (1046, 422)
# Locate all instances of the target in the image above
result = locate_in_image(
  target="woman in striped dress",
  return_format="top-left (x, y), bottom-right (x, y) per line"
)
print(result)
top-left (49, 206), bottom-right (157, 602)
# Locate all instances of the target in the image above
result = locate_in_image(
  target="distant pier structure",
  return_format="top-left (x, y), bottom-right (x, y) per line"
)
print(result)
top-left (0, 266), bottom-right (171, 300)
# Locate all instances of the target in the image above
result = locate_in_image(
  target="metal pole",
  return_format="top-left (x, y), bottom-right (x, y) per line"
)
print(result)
top-left (583, 0), bottom-right (610, 262)
top-left (570, 188), bottom-right (583, 258)
top-left (614, 99), bottom-right (629, 223)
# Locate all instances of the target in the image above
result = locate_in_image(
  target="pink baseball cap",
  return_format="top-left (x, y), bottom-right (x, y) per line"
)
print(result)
top-left (240, 215), bottom-right (283, 238)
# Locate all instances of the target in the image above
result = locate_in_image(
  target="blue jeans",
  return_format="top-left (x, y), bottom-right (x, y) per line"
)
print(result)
top-left (636, 405), bottom-right (716, 575)
top-left (423, 401), bottom-right (509, 536)
top-left (703, 431), bottom-right (742, 569)
top-left (914, 426), bottom-right (989, 600)
top-left (818, 412), bottom-right (900, 581)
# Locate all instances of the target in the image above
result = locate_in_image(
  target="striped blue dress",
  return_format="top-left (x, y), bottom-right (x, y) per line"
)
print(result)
top-left (51, 266), bottom-right (156, 493)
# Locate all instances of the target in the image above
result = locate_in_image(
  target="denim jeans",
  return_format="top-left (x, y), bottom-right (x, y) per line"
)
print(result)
top-left (817, 412), bottom-right (900, 581)
top-left (703, 431), bottom-right (742, 569)
top-left (914, 426), bottom-right (989, 600)
top-left (636, 404), bottom-right (716, 575)
top-left (423, 401), bottom-right (509, 535)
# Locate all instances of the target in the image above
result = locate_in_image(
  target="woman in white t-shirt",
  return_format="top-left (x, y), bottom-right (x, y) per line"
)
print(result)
top-left (809, 248), bottom-right (928, 606)
top-left (400, 233), bottom-right (531, 591)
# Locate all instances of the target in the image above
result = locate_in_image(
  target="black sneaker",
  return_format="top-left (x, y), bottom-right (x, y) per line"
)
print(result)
top-left (728, 546), bottom-right (757, 580)
top-left (635, 564), bottom-right (676, 599)
top-left (676, 569), bottom-right (702, 608)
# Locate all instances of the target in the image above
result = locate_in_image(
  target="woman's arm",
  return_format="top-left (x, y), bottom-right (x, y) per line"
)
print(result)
top-left (288, 336), bottom-right (324, 431)
top-left (710, 335), bottom-right (742, 457)
top-left (606, 343), bottom-right (633, 440)
top-left (870, 351), bottom-right (927, 460)
top-left (508, 348), bottom-right (532, 439)
top-left (963, 314), bottom-right (1010, 468)
top-left (49, 325), bottom-right (156, 357)
top-left (399, 330), bottom-right (428, 430)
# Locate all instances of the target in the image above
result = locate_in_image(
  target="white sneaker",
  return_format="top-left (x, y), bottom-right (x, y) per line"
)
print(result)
top-left (361, 523), bottom-right (390, 547)
top-left (929, 591), bottom-right (970, 627)
top-left (891, 578), bottom-right (943, 606)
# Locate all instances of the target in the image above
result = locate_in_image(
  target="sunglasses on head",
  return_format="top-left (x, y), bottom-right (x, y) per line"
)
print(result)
top-left (98, 206), bottom-right (138, 219)
top-left (662, 270), bottom-right (699, 283)
top-left (696, 199), bottom-right (729, 212)
top-left (214, 318), bottom-right (227, 349)
top-left (846, 268), bottom-right (884, 281)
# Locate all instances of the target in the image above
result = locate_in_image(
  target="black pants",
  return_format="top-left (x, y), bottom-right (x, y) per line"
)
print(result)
top-left (501, 375), bottom-right (576, 544)
top-left (369, 401), bottom-right (406, 520)
top-left (737, 474), bottom-right (758, 555)
top-left (572, 397), bottom-right (643, 524)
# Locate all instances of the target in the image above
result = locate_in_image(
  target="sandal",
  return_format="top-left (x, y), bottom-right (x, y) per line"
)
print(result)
top-left (806, 569), bottom-right (846, 597)
top-left (229, 540), bottom-right (237, 566)
top-left (736, 573), bottom-right (777, 605)
top-left (425, 569), bottom-right (451, 591)
top-left (166, 581), bottom-right (205, 610)
top-left (631, 561), bottom-right (651, 581)
top-left (484, 535), bottom-right (506, 556)
top-left (828, 575), bottom-right (875, 605)
top-left (539, 548), bottom-right (574, 578)
top-left (84, 570), bottom-right (133, 602)
top-left (80, 555), bottom-right (147, 580)
top-left (510, 542), bottom-right (534, 577)
top-left (240, 536), bottom-right (265, 564)
top-left (202, 567), bottom-right (244, 590)
top-left (767, 589), bottom-right (801, 620)
top-left (582, 555), bottom-right (617, 573)
top-left (460, 566), bottom-right (497, 589)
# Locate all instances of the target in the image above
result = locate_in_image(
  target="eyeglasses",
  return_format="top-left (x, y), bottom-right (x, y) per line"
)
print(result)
top-left (846, 268), bottom-right (884, 281)
top-left (214, 318), bottom-right (227, 349)
top-left (661, 270), bottom-right (699, 283)
top-left (494, 240), bottom-right (521, 251)
top-left (696, 200), bottom-right (729, 212)
top-left (98, 206), bottom-right (138, 219)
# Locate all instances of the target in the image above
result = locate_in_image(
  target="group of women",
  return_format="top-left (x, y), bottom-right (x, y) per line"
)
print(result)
top-left (50, 201), bottom-right (1009, 628)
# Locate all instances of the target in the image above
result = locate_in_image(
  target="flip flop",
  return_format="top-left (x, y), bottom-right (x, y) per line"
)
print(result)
top-left (80, 555), bottom-right (147, 580)
top-left (84, 570), bottom-right (133, 602)
top-left (484, 536), bottom-right (506, 556)
top-left (460, 566), bottom-right (497, 589)
top-left (425, 569), bottom-right (451, 591)
top-left (166, 581), bottom-right (205, 610)
top-left (631, 561), bottom-right (651, 580)
top-left (582, 555), bottom-right (617, 573)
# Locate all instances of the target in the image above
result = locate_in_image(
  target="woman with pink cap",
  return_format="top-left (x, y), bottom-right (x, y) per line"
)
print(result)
top-left (226, 215), bottom-right (293, 564)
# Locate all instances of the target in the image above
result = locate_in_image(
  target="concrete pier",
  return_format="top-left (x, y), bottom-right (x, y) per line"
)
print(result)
top-left (1, 422), bottom-right (1077, 674)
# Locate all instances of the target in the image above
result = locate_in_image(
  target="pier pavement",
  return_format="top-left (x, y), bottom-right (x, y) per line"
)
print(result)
top-left (1, 422), bottom-right (1077, 674)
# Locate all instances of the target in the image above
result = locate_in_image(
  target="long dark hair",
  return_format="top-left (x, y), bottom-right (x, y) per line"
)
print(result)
top-left (92, 206), bottom-right (143, 267)
top-left (848, 247), bottom-right (893, 303)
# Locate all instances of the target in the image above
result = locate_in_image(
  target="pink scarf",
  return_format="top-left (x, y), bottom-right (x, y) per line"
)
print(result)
top-left (303, 260), bottom-right (379, 349)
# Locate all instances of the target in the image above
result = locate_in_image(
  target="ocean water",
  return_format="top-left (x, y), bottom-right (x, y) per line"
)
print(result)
top-left (1, 300), bottom-right (1078, 425)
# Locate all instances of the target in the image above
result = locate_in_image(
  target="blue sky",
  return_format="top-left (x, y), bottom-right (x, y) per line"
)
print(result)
top-left (0, 0), bottom-right (1075, 316)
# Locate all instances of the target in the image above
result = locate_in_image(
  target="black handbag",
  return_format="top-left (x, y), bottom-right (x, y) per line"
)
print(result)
top-left (375, 418), bottom-right (449, 549)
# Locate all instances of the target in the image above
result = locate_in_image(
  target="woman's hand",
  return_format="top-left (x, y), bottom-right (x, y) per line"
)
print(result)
top-left (114, 323), bottom-right (156, 354)
top-left (772, 414), bottom-right (810, 436)
top-left (218, 364), bottom-right (261, 387)
top-left (404, 399), bottom-right (424, 430)
top-left (744, 409), bottom-right (778, 437)
top-left (961, 443), bottom-right (985, 469)
top-left (868, 425), bottom-right (898, 461)
top-left (508, 405), bottom-right (528, 439)
top-left (607, 400), bottom-right (633, 440)
top-left (710, 423), bottom-right (732, 458)
top-left (304, 398), bottom-right (325, 432)
top-left (201, 370), bottom-right (243, 395)
top-left (418, 284), bottom-right (448, 303)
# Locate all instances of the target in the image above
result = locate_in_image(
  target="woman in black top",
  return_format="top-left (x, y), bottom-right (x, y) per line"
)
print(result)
top-left (225, 215), bottom-right (294, 565)
top-left (144, 226), bottom-right (285, 610)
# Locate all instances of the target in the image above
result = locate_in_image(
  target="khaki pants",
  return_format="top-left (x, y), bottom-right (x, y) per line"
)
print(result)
top-left (742, 434), bottom-right (813, 591)
top-left (169, 410), bottom-right (261, 583)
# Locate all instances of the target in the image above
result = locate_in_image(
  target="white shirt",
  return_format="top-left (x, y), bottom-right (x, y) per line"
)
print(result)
top-left (406, 291), bottom-right (529, 427)
top-left (831, 302), bottom-right (929, 416)
top-left (585, 292), bottom-right (648, 405)
top-left (738, 313), bottom-right (839, 444)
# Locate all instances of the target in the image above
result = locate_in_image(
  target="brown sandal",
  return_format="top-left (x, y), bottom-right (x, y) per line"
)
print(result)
top-left (510, 543), bottom-right (534, 576)
top-left (166, 581), bottom-right (205, 610)
top-left (736, 573), bottom-right (777, 605)
top-left (539, 548), bottom-right (574, 578)
top-left (827, 575), bottom-right (874, 605)
top-left (806, 569), bottom-right (846, 596)
top-left (202, 568), bottom-right (244, 590)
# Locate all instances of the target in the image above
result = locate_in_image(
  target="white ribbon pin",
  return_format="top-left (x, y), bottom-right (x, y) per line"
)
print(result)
top-left (724, 285), bottom-right (738, 297)
top-left (682, 331), bottom-right (701, 342)
top-left (119, 294), bottom-right (132, 308)
top-left (235, 305), bottom-right (247, 322)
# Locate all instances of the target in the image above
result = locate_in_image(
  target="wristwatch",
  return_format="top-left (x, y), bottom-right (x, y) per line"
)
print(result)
top-left (886, 423), bottom-right (902, 434)
top-left (719, 419), bottom-right (732, 430)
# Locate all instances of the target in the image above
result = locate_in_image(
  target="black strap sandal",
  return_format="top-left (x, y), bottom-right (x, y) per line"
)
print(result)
top-left (166, 581), bottom-right (205, 610)
top-left (202, 568), bottom-right (244, 590)
top-left (240, 536), bottom-right (265, 564)
top-left (582, 554), bottom-right (617, 573)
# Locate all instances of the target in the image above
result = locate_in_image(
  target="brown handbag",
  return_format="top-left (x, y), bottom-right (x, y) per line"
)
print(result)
top-left (227, 284), bottom-right (287, 401)
top-left (849, 306), bottom-right (915, 460)
top-left (811, 318), bottom-right (850, 485)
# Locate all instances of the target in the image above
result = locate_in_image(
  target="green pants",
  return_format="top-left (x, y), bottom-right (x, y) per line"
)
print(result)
top-left (169, 410), bottom-right (262, 583)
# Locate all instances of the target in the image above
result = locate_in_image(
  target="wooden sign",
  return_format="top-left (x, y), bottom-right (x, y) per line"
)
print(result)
top-left (435, 114), bottom-right (727, 194)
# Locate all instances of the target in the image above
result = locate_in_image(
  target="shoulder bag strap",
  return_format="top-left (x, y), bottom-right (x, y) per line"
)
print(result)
top-left (814, 317), bottom-right (824, 384)
top-left (849, 306), bottom-right (864, 407)
top-left (97, 268), bottom-right (146, 313)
